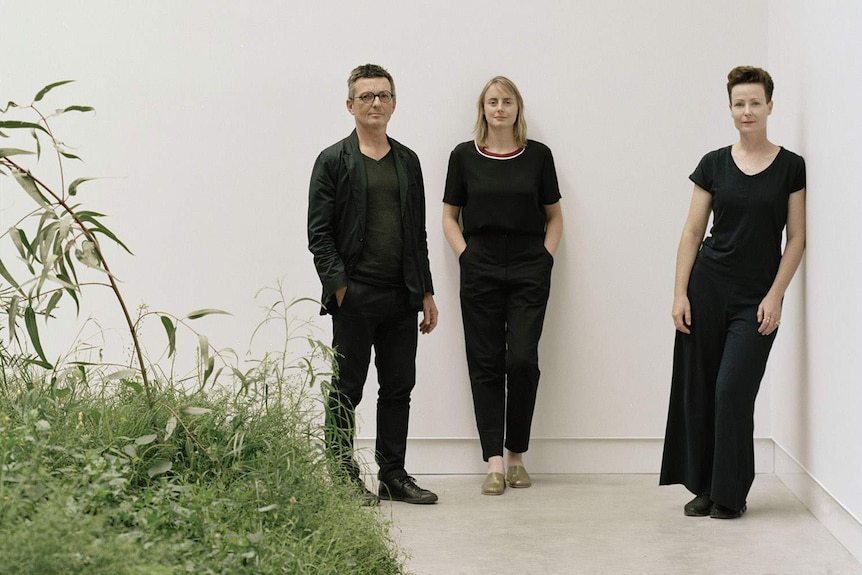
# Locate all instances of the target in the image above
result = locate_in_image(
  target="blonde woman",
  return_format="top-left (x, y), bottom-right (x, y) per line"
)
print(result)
top-left (442, 76), bottom-right (563, 495)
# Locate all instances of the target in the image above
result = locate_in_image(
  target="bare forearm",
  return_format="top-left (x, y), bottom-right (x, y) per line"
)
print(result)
top-left (544, 209), bottom-right (563, 256)
top-left (674, 232), bottom-right (702, 298)
top-left (442, 205), bottom-right (466, 255)
top-left (767, 236), bottom-right (805, 299)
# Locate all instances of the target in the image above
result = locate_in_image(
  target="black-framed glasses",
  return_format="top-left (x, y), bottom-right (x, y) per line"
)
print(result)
top-left (354, 91), bottom-right (395, 104)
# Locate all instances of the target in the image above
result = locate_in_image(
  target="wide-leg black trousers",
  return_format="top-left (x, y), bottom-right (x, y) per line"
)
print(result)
top-left (327, 279), bottom-right (418, 483)
top-left (459, 233), bottom-right (553, 461)
top-left (660, 256), bottom-right (777, 512)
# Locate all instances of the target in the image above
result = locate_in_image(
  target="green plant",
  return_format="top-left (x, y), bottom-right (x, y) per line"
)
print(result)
top-left (0, 82), bottom-right (229, 404)
top-left (0, 289), bottom-right (408, 574)
top-left (1, 81), bottom-right (407, 574)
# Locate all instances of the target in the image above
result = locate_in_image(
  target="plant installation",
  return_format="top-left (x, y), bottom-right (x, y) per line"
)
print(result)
top-left (0, 82), bottom-right (408, 574)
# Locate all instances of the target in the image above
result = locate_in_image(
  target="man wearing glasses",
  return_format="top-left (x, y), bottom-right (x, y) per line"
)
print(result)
top-left (308, 63), bottom-right (438, 505)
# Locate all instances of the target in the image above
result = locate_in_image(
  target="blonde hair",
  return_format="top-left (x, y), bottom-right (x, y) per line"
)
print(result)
top-left (473, 76), bottom-right (528, 148)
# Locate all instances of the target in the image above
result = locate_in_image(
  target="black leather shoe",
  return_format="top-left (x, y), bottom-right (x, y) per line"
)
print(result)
top-left (710, 503), bottom-right (746, 519)
top-left (379, 476), bottom-right (438, 504)
top-left (684, 494), bottom-right (712, 517)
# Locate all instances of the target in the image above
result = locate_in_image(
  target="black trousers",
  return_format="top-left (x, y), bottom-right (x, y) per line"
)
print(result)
top-left (660, 256), bottom-right (777, 512)
top-left (327, 279), bottom-right (417, 483)
top-left (459, 233), bottom-right (553, 461)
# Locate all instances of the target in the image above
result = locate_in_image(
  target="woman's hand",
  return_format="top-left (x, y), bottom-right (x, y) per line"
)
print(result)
top-left (757, 295), bottom-right (783, 335)
top-left (672, 295), bottom-right (692, 334)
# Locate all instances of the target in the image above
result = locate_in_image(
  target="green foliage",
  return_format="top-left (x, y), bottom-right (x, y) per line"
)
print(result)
top-left (0, 298), bottom-right (406, 574)
top-left (0, 82), bottom-right (407, 574)
top-left (1, 80), bottom-right (155, 398)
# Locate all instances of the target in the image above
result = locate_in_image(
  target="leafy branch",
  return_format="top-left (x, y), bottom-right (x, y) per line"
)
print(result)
top-left (1, 82), bottom-right (148, 402)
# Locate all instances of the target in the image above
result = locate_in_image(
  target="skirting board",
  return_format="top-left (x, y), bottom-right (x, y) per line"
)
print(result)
top-left (354, 436), bottom-right (775, 475)
top-left (774, 443), bottom-right (862, 565)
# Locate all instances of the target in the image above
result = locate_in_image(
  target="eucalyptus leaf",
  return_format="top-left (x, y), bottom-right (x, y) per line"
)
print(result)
top-left (106, 369), bottom-right (137, 381)
top-left (160, 315), bottom-right (176, 357)
top-left (58, 149), bottom-right (82, 161)
top-left (147, 460), bottom-right (172, 478)
top-left (33, 80), bottom-right (74, 102)
top-left (180, 406), bottom-right (212, 416)
top-left (11, 168), bottom-right (49, 207)
top-left (0, 258), bottom-right (22, 292)
top-left (0, 148), bottom-right (35, 158)
top-left (134, 434), bottom-right (157, 446)
top-left (0, 120), bottom-right (50, 135)
top-left (24, 306), bottom-right (51, 367)
top-left (56, 105), bottom-right (95, 115)
top-left (203, 356), bottom-right (215, 385)
top-left (164, 416), bottom-right (178, 440)
top-left (68, 177), bottom-right (97, 196)
top-left (45, 291), bottom-right (63, 318)
top-left (7, 295), bottom-right (20, 341)
top-left (186, 308), bottom-right (231, 320)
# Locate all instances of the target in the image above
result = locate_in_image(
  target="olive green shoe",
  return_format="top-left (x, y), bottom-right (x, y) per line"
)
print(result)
top-left (481, 472), bottom-right (506, 495)
top-left (506, 465), bottom-right (532, 488)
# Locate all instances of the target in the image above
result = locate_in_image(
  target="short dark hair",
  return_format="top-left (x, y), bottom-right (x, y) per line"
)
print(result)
top-left (727, 66), bottom-right (774, 102)
top-left (347, 63), bottom-right (395, 99)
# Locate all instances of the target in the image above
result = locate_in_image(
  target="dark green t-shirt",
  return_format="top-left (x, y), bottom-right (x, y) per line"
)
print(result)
top-left (352, 150), bottom-right (404, 287)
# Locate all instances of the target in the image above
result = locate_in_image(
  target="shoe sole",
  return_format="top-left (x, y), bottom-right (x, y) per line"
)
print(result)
top-left (684, 508), bottom-right (711, 517)
top-left (379, 494), bottom-right (438, 504)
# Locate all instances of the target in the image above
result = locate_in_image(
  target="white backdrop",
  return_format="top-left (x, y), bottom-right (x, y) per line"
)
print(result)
top-left (0, 1), bottom-right (769, 457)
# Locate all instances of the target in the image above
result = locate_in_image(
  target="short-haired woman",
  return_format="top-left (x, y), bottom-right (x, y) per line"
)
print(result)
top-left (660, 66), bottom-right (806, 518)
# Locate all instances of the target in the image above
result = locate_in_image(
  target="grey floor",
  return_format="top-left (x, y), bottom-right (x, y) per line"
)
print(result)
top-left (378, 474), bottom-right (862, 575)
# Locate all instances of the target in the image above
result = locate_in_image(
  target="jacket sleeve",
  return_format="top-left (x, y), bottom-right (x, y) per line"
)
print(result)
top-left (415, 158), bottom-right (434, 296)
top-left (307, 150), bottom-right (346, 309)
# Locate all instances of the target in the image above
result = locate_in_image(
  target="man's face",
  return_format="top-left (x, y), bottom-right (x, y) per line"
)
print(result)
top-left (347, 77), bottom-right (396, 132)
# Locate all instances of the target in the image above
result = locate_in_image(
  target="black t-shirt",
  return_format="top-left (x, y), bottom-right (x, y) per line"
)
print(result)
top-left (691, 146), bottom-right (806, 282)
top-left (352, 151), bottom-right (404, 287)
top-left (443, 140), bottom-right (561, 237)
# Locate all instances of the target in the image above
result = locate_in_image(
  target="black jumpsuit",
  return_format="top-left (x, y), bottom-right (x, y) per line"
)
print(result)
top-left (444, 140), bottom-right (561, 461)
top-left (660, 146), bottom-right (806, 512)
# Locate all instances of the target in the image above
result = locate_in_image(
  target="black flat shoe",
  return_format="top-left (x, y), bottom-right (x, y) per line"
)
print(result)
top-left (684, 494), bottom-right (712, 517)
top-left (710, 503), bottom-right (746, 519)
top-left (379, 475), bottom-right (438, 504)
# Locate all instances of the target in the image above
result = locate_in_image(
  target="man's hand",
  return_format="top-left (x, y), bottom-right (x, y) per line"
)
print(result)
top-left (335, 285), bottom-right (347, 307)
top-left (419, 293), bottom-right (438, 334)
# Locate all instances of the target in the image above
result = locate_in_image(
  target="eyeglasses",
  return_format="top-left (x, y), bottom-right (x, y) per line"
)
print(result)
top-left (353, 91), bottom-right (395, 104)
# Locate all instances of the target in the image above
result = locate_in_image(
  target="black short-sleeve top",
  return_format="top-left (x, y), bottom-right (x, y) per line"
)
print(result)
top-left (691, 145), bottom-right (805, 282)
top-left (443, 140), bottom-right (561, 237)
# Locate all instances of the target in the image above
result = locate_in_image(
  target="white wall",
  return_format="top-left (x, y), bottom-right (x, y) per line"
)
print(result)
top-left (1, 1), bottom-right (770, 463)
top-left (767, 0), bottom-right (862, 536)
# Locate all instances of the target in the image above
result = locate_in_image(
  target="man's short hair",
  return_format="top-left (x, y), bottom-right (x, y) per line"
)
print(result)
top-left (348, 63), bottom-right (395, 99)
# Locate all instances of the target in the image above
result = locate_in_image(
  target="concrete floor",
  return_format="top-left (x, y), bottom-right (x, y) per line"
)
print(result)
top-left (379, 474), bottom-right (862, 575)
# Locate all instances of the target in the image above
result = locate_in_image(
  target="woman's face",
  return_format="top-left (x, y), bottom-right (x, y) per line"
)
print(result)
top-left (729, 83), bottom-right (772, 134)
top-left (483, 84), bottom-right (518, 131)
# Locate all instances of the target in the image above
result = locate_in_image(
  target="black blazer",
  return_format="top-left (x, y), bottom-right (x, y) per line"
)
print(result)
top-left (307, 130), bottom-right (434, 314)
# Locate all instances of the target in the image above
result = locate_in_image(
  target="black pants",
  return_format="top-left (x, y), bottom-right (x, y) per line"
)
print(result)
top-left (459, 233), bottom-right (553, 461)
top-left (327, 279), bottom-right (418, 483)
top-left (660, 256), bottom-right (777, 512)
